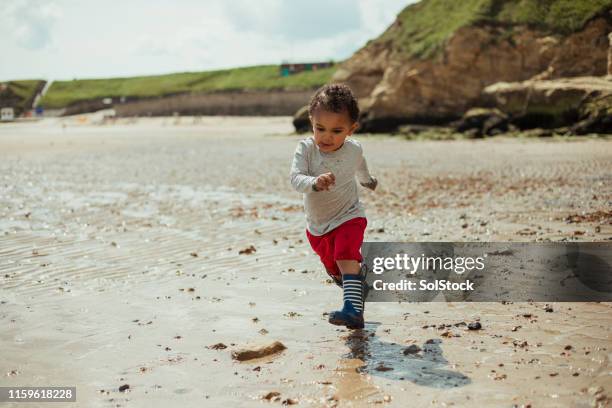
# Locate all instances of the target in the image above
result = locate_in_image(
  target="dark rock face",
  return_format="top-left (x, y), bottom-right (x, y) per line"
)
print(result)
top-left (292, 105), bottom-right (311, 134)
top-left (571, 94), bottom-right (612, 134)
top-left (483, 77), bottom-right (612, 134)
top-left (451, 108), bottom-right (509, 137)
top-left (356, 114), bottom-right (414, 134)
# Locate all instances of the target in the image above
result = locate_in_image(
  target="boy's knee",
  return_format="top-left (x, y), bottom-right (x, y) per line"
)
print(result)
top-left (336, 259), bottom-right (361, 274)
top-left (336, 259), bottom-right (359, 266)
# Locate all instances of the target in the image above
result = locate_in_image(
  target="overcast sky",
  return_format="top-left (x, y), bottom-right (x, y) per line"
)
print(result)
top-left (1, 0), bottom-right (415, 81)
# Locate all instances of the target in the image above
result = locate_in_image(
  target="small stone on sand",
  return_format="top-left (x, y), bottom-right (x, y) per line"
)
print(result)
top-left (209, 343), bottom-right (227, 350)
top-left (239, 245), bottom-right (257, 255)
top-left (468, 322), bottom-right (482, 330)
top-left (403, 345), bottom-right (421, 355)
top-left (262, 391), bottom-right (281, 401)
top-left (231, 341), bottom-right (286, 361)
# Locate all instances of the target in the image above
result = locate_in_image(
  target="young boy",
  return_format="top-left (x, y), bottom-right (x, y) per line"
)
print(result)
top-left (289, 83), bottom-right (377, 330)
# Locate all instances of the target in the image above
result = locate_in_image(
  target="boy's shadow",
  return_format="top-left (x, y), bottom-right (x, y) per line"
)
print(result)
top-left (340, 322), bottom-right (471, 388)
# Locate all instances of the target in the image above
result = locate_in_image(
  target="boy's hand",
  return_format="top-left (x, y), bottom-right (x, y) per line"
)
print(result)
top-left (314, 172), bottom-right (335, 191)
top-left (360, 176), bottom-right (378, 191)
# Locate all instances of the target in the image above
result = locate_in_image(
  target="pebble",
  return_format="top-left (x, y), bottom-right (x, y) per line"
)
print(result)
top-left (403, 345), bottom-right (421, 355)
top-left (238, 245), bottom-right (257, 255)
top-left (262, 391), bottom-right (281, 401)
top-left (209, 343), bottom-right (227, 350)
top-left (375, 363), bottom-right (393, 371)
top-left (231, 341), bottom-right (286, 361)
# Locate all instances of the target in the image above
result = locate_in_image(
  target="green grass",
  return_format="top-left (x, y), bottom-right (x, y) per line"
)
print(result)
top-left (496, 0), bottom-right (612, 33)
top-left (376, 0), bottom-right (492, 59)
top-left (40, 64), bottom-right (336, 109)
top-left (0, 80), bottom-right (45, 111)
top-left (373, 0), bottom-right (612, 59)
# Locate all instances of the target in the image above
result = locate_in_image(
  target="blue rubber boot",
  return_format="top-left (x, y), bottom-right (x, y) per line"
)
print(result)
top-left (328, 274), bottom-right (364, 329)
top-left (328, 299), bottom-right (364, 329)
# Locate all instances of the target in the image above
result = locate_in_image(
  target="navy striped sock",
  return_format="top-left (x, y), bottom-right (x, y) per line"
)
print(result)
top-left (343, 275), bottom-right (363, 313)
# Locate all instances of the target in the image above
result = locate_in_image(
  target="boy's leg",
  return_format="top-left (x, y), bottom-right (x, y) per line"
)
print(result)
top-left (337, 260), bottom-right (370, 304)
top-left (336, 260), bottom-right (360, 275)
top-left (328, 264), bottom-right (365, 329)
top-left (328, 218), bottom-right (368, 329)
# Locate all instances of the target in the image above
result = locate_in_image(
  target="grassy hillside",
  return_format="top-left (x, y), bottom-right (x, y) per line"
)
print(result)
top-left (0, 80), bottom-right (45, 112)
top-left (40, 64), bottom-right (336, 109)
top-left (374, 0), bottom-right (612, 59)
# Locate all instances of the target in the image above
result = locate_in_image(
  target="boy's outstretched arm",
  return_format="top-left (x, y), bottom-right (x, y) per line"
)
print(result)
top-left (357, 151), bottom-right (377, 191)
top-left (290, 141), bottom-right (317, 193)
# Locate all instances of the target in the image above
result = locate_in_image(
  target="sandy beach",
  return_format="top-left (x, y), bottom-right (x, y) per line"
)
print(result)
top-left (1, 116), bottom-right (611, 407)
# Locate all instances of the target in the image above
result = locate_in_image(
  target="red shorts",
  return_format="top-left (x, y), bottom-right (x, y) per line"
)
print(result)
top-left (306, 217), bottom-right (367, 278)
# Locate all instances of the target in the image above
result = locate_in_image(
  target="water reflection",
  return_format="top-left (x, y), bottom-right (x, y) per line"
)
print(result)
top-left (341, 322), bottom-right (471, 388)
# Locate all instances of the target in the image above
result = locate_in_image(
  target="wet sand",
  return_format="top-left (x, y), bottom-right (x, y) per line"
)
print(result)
top-left (0, 116), bottom-right (611, 407)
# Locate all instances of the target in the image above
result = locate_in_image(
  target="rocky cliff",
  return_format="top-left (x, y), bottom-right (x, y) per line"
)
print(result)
top-left (330, 0), bottom-right (612, 132)
top-left (480, 75), bottom-right (611, 134)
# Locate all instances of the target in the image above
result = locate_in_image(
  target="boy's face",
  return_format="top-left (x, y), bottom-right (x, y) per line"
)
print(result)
top-left (310, 108), bottom-right (359, 153)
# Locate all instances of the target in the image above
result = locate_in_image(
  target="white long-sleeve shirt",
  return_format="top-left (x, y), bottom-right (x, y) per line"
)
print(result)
top-left (289, 137), bottom-right (375, 236)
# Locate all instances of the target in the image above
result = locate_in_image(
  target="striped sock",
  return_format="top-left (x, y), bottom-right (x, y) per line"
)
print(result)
top-left (343, 275), bottom-right (363, 313)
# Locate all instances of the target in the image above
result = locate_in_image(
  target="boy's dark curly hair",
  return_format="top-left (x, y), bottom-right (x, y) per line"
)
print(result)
top-left (308, 83), bottom-right (360, 123)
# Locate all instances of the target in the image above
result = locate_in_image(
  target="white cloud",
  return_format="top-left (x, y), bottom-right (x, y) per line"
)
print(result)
top-left (226, 0), bottom-right (361, 40)
top-left (0, 0), bottom-right (62, 50)
top-left (0, 0), bottom-right (416, 81)
top-left (357, 0), bottom-right (407, 37)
